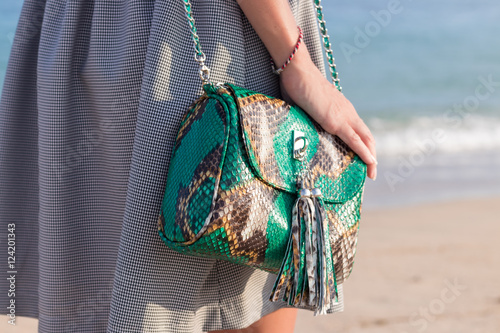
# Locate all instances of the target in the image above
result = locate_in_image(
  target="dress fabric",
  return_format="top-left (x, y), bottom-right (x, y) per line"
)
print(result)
top-left (0, 0), bottom-right (344, 332)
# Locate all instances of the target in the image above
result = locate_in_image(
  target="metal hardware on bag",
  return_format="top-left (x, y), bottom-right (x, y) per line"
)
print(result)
top-left (199, 65), bottom-right (211, 84)
top-left (311, 188), bottom-right (322, 197)
top-left (293, 130), bottom-right (311, 192)
top-left (293, 130), bottom-right (308, 160)
top-left (216, 83), bottom-right (229, 95)
top-left (193, 52), bottom-right (212, 84)
top-left (194, 52), bottom-right (206, 63)
top-left (299, 188), bottom-right (312, 197)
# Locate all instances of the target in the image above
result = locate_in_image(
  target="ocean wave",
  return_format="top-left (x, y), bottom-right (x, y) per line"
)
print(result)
top-left (369, 115), bottom-right (500, 157)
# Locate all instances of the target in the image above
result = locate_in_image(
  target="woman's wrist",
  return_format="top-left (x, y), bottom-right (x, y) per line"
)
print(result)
top-left (279, 41), bottom-right (319, 82)
top-left (270, 26), bottom-right (303, 75)
top-left (279, 43), bottom-right (330, 105)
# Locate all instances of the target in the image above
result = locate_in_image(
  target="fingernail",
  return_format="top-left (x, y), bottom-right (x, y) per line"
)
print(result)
top-left (371, 154), bottom-right (378, 165)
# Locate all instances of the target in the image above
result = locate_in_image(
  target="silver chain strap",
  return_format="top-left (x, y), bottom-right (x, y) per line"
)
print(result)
top-left (180, 0), bottom-right (341, 92)
top-left (181, 0), bottom-right (212, 84)
top-left (312, 0), bottom-right (342, 92)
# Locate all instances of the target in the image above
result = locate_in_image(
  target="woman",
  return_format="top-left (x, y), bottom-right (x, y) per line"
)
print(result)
top-left (0, 0), bottom-right (376, 332)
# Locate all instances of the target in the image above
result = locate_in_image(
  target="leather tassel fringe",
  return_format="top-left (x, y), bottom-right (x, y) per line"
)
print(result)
top-left (269, 188), bottom-right (338, 316)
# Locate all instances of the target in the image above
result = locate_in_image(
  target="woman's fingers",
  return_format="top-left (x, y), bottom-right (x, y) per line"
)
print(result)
top-left (367, 162), bottom-right (377, 181)
top-left (335, 125), bottom-right (377, 180)
top-left (353, 117), bottom-right (377, 163)
top-left (352, 118), bottom-right (377, 180)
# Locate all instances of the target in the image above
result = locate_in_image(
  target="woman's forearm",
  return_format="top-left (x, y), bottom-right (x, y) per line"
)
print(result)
top-left (236, 0), bottom-right (313, 68)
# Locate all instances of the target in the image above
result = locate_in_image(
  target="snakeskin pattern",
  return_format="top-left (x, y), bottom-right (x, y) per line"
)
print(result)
top-left (232, 85), bottom-right (365, 202)
top-left (158, 82), bottom-right (366, 283)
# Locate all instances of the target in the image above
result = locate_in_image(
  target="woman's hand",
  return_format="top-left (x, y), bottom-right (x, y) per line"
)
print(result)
top-left (236, 0), bottom-right (377, 180)
top-left (279, 44), bottom-right (378, 180)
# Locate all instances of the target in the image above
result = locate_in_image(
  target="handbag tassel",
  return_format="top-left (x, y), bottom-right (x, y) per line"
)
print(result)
top-left (269, 188), bottom-right (338, 316)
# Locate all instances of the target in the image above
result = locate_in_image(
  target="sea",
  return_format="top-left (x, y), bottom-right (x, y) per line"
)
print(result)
top-left (1, 0), bottom-right (499, 209)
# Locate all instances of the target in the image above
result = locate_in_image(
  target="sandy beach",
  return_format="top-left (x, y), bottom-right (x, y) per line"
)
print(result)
top-left (3, 197), bottom-right (499, 333)
top-left (295, 197), bottom-right (500, 333)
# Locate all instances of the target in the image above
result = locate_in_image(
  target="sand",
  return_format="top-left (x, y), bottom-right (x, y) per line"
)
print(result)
top-left (294, 197), bottom-right (500, 333)
top-left (3, 197), bottom-right (499, 333)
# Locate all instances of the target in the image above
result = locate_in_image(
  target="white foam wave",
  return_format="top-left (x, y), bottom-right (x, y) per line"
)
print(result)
top-left (369, 115), bottom-right (500, 157)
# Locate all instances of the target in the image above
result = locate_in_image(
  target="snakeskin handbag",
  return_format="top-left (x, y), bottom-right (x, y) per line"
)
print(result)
top-left (157, 0), bottom-right (367, 315)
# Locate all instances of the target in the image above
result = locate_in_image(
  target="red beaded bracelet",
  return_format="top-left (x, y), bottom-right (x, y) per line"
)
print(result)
top-left (270, 26), bottom-right (303, 75)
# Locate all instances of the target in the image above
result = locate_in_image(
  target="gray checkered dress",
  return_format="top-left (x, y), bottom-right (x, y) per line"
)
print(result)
top-left (0, 0), bottom-right (344, 332)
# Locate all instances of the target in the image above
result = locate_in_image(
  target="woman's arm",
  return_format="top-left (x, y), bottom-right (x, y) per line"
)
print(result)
top-left (236, 0), bottom-right (378, 180)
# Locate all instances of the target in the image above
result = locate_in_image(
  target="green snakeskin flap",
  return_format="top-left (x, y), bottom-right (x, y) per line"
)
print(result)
top-left (157, 82), bottom-right (366, 286)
